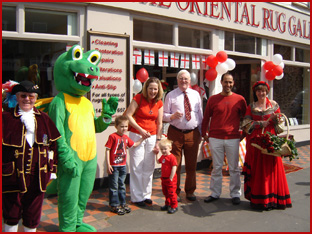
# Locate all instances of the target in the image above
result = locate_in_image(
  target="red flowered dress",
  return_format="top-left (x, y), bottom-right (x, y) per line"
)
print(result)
top-left (242, 98), bottom-right (292, 210)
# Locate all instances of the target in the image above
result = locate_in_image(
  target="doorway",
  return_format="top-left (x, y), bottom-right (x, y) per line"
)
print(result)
top-left (232, 62), bottom-right (261, 105)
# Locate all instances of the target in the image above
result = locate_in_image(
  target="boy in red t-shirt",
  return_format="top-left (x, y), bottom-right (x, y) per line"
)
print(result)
top-left (105, 115), bottom-right (145, 215)
top-left (156, 139), bottom-right (178, 214)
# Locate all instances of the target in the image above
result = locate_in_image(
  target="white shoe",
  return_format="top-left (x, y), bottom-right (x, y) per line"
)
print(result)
top-left (24, 226), bottom-right (37, 232)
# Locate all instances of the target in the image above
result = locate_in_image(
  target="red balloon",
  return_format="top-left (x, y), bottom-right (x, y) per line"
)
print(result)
top-left (263, 61), bottom-right (275, 71)
top-left (216, 51), bottom-right (228, 63)
top-left (272, 65), bottom-right (283, 76)
top-left (265, 70), bottom-right (276, 80)
top-left (136, 68), bottom-right (149, 83)
top-left (205, 55), bottom-right (218, 68)
top-left (205, 68), bottom-right (218, 81)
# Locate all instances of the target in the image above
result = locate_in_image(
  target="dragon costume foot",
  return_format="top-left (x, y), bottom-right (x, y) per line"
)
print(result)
top-left (76, 223), bottom-right (97, 232)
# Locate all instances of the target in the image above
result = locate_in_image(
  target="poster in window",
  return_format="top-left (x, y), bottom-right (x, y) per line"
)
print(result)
top-left (88, 31), bottom-right (130, 121)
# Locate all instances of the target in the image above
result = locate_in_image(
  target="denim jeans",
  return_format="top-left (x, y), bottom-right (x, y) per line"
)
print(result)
top-left (108, 166), bottom-right (127, 207)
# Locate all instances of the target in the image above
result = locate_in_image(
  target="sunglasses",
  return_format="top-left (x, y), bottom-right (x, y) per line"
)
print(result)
top-left (18, 94), bottom-right (37, 100)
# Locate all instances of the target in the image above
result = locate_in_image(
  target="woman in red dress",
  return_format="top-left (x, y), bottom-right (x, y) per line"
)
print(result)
top-left (242, 81), bottom-right (292, 210)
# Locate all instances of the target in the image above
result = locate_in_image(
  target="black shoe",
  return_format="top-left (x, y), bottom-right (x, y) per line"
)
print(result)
top-left (133, 201), bottom-right (146, 207)
top-left (204, 196), bottom-right (219, 203)
top-left (160, 205), bottom-right (169, 211)
top-left (177, 195), bottom-right (181, 202)
top-left (144, 199), bottom-right (153, 205)
top-left (186, 194), bottom-right (196, 201)
top-left (167, 207), bottom-right (178, 214)
top-left (232, 197), bottom-right (241, 205)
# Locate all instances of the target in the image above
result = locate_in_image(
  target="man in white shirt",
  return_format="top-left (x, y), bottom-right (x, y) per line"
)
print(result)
top-left (163, 70), bottom-right (203, 202)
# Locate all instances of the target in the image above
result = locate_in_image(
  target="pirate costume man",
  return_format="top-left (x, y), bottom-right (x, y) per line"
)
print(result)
top-left (2, 81), bottom-right (61, 232)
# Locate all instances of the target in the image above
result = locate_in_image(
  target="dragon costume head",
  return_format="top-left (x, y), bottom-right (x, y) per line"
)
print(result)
top-left (53, 45), bottom-right (101, 97)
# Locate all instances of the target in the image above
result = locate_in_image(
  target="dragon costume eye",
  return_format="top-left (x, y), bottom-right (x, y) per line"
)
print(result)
top-left (72, 46), bottom-right (83, 61)
top-left (88, 51), bottom-right (101, 65)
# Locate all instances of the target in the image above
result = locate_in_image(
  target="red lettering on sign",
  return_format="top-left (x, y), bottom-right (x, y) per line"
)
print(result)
top-left (277, 13), bottom-right (286, 33)
top-left (251, 4), bottom-right (260, 27)
top-left (159, 2), bottom-right (171, 8)
top-left (189, 2), bottom-right (202, 15)
top-left (220, 2), bottom-right (231, 21)
top-left (234, 2), bottom-right (242, 23)
top-left (210, 2), bottom-right (220, 19)
top-left (177, 2), bottom-right (189, 11)
top-left (288, 16), bottom-right (297, 36)
top-left (262, 8), bottom-right (271, 30)
top-left (240, 3), bottom-right (251, 25)
top-left (303, 20), bottom-right (310, 39)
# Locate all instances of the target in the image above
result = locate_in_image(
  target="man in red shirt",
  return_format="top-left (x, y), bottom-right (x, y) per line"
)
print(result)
top-left (201, 72), bottom-right (247, 205)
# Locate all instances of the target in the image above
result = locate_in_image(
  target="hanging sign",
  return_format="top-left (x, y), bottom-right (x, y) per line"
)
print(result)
top-left (88, 31), bottom-right (130, 120)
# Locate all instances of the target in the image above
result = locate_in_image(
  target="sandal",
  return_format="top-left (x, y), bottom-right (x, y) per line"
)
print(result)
top-left (121, 204), bottom-right (131, 213)
top-left (110, 206), bottom-right (125, 215)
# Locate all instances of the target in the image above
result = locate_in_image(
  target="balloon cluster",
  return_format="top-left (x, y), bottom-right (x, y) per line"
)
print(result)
top-left (133, 67), bottom-right (149, 93)
top-left (204, 51), bottom-right (236, 81)
top-left (263, 54), bottom-right (284, 80)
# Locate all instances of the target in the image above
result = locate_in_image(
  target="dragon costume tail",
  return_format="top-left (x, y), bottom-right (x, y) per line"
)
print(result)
top-left (35, 97), bottom-right (54, 113)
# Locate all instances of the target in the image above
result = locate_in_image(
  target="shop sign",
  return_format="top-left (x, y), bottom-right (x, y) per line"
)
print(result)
top-left (99, 2), bottom-right (310, 44)
top-left (88, 31), bottom-right (130, 120)
top-left (151, 2), bottom-right (310, 41)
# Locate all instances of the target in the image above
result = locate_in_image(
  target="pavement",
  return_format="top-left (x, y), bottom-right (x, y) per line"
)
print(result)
top-left (2, 144), bottom-right (310, 232)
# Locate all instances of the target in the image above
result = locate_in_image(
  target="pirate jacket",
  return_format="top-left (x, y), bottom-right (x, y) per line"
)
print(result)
top-left (2, 106), bottom-right (61, 193)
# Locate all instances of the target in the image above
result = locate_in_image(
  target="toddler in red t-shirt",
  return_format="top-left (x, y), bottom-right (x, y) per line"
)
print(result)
top-left (156, 138), bottom-right (178, 214)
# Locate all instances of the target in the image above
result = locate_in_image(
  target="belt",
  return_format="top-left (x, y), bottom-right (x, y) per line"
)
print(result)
top-left (170, 125), bottom-right (198, 134)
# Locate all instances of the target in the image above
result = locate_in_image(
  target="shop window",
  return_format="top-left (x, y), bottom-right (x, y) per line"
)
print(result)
top-left (273, 66), bottom-right (310, 125)
top-left (203, 31), bottom-right (211, 49)
top-left (2, 39), bottom-right (68, 98)
top-left (25, 8), bottom-right (77, 35)
top-left (179, 27), bottom-right (199, 48)
top-left (133, 19), bottom-right (173, 45)
top-left (235, 34), bottom-right (255, 54)
top-left (256, 38), bottom-right (262, 55)
top-left (179, 27), bottom-right (211, 49)
top-left (295, 48), bottom-right (310, 63)
top-left (225, 32), bottom-right (263, 55)
top-left (273, 44), bottom-right (291, 60)
top-left (2, 6), bottom-right (16, 31)
top-left (224, 31), bottom-right (234, 51)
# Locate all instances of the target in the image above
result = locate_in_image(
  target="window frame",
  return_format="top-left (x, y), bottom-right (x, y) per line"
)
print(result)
top-left (2, 2), bottom-right (83, 44)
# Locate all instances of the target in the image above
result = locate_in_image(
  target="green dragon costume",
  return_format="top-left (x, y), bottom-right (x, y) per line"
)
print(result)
top-left (48, 45), bottom-right (118, 232)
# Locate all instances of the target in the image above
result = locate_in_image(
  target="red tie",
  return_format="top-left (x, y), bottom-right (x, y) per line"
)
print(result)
top-left (183, 91), bottom-right (192, 121)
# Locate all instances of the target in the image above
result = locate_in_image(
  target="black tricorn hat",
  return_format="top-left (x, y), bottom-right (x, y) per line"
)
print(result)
top-left (11, 80), bottom-right (41, 95)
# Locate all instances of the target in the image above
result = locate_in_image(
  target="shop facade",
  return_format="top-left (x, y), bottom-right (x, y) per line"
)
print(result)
top-left (2, 2), bottom-right (310, 181)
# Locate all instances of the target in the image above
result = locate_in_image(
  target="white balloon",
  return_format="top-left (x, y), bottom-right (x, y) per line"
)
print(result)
top-left (190, 72), bottom-right (198, 86)
top-left (279, 62), bottom-right (285, 69)
top-left (216, 62), bottom-right (228, 75)
top-left (225, 58), bottom-right (236, 71)
top-left (133, 79), bottom-right (142, 93)
top-left (275, 73), bottom-right (284, 80)
top-left (272, 54), bottom-right (283, 65)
